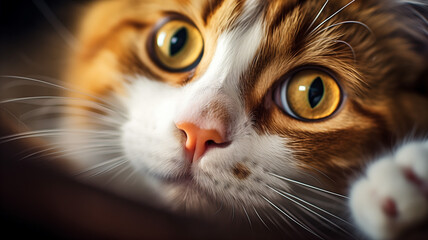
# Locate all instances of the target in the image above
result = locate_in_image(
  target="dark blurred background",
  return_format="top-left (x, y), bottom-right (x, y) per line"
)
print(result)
top-left (0, 0), bottom-right (85, 77)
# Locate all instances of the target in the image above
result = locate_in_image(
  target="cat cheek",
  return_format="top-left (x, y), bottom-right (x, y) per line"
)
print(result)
top-left (121, 118), bottom-right (188, 177)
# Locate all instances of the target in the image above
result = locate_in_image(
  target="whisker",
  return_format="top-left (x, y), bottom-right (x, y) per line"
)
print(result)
top-left (106, 164), bottom-right (133, 184)
top-left (45, 145), bottom-right (122, 160)
top-left (242, 205), bottom-right (252, 228)
top-left (262, 196), bottom-right (323, 239)
top-left (123, 167), bottom-right (140, 183)
top-left (267, 185), bottom-right (354, 237)
top-left (21, 141), bottom-right (121, 162)
top-left (0, 129), bottom-right (120, 143)
top-left (88, 159), bottom-right (128, 178)
top-left (268, 172), bottom-right (349, 199)
top-left (20, 106), bottom-right (123, 127)
top-left (279, 188), bottom-right (352, 226)
top-left (410, 7), bottom-right (428, 30)
top-left (400, 0), bottom-right (428, 6)
top-left (300, 165), bottom-right (333, 184)
top-left (262, 209), bottom-right (283, 231)
top-left (32, 0), bottom-right (77, 49)
top-left (333, 39), bottom-right (356, 62)
top-left (307, 0), bottom-right (330, 33)
top-left (19, 145), bottom-right (59, 161)
top-left (214, 204), bottom-right (223, 216)
top-left (0, 76), bottom-right (124, 113)
top-left (76, 156), bottom-right (126, 176)
top-left (1, 129), bottom-right (120, 139)
top-left (318, 20), bottom-right (373, 36)
top-left (0, 106), bottom-right (30, 130)
top-left (301, 194), bottom-right (348, 212)
top-left (310, 0), bottom-right (355, 35)
top-left (253, 207), bottom-right (270, 230)
top-left (0, 96), bottom-right (126, 119)
top-left (232, 205), bottom-right (235, 221)
top-left (285, 206), bottom-right (329, 239)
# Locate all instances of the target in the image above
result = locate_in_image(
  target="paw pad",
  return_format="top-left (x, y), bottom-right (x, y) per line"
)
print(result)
top-left (381, 198), bottom-right (397, 218)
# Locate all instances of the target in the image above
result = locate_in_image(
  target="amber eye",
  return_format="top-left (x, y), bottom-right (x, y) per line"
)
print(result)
top-left (274, 69), bottom-right (343, 121)
top-left (149, 19), bottom-right (203, 72)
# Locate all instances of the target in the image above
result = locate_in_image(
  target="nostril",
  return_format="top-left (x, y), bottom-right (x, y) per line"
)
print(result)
top-left (205, 139), bottom-right (231, 148)
top-left (204, 140), bottom-right (231, 156)
top-left (179, 129), bottom-right (188, 139)
top-left (205, 140), bottom-right (216, 146)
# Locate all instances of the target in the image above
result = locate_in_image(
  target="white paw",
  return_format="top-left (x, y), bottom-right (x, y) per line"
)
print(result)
top-left (350, 140), bottom-right (428, 239)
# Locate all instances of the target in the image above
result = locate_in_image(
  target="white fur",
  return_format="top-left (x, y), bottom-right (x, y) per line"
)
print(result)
top-left (350, 140), bottom-right (428, 239)
top-left (174, 0), bottom-right (264, 131)
top-left (120, 0), bottom-right (302, 214)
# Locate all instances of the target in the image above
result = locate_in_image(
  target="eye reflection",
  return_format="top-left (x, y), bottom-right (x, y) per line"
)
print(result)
top-left (149, 18), bottom-right (204, 72)
top-left (274, 69), bottom-right (343, 121)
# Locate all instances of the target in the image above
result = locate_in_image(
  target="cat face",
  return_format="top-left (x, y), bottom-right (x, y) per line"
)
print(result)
top-left (64, 0), bottom-right (428, 219)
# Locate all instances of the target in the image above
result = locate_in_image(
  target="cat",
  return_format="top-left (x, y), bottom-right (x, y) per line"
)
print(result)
top-left (1, 0), bottom-right (428, 239)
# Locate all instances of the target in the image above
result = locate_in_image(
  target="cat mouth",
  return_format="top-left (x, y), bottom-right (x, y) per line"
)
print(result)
top-left (153, 172), bottom-right (213, 196)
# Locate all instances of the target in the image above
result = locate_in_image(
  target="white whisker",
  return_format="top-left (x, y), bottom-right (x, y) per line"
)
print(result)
top-left (280, 188), bottom-right (351, 225)
top-left (19, 145), bottom-right (60, 161)
top-left (76, 156), bottom-right (126, 176)
top-left (310, 0), bottom-right (355, 35)
top-left (0, 96), bottom-right (126, 118)
top-left (20, 106), bottom-right (123, 127)
top-left (123, 167), bottom-right (140, 183)
top-left (307, 0), bottom-right (330, 33)
top-left (107, 164), bottom-right (133, 183)
top-left (253, 207), bottom-right (270, 230)
top-left (0, 132), bottom-right (119, 145)
top-left (1, 129), bottom-right (120, 140)
top-left (20, 145), bottom-right (119, 162)
top-left (242, 206), bottom-right (252, 228)
top-left (262, 210), bottom-right (282, 230)
top-left (0, 107), bottom-right (30, 130)
top-left (262, 196), bottom-right (323, 239)
top-left (32, 0), bottom-right (77, 49)
top-left (410, 7), bottom-right (428, 27)
top-left (319, 20), bottom-right (373, 36)
top-left (88, 159), bottom-right (128, 178)
top-left (301, 165), bottom-right (333, 183)
top-left (400, 0), bottom-right (428, 6)
top-left (0, 76), bottom-right (124, 113)
top-left (269, 172), bottom-right (349, 199)
top-left (267, 185), bottom-right (354, 237)
top-left (48, 146), bottom-right (122, 160)
top-left (232, 205), bottom-right (235, 221)
top-left (214, 204), bottom-right (223, 216)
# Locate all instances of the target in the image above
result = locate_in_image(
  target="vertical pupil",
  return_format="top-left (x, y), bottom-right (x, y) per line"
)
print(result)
top-left (308, 77), bottom-right (324, 108)
top-left (170, 27), bottom-right (188, 56)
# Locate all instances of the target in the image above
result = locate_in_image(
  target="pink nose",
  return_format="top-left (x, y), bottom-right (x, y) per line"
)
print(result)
top-left (176, 122), bottom-right (228, 162)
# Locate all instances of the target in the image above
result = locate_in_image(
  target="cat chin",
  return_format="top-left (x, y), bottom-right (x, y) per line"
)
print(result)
top-left (158, 179), bottom-right (220, 216)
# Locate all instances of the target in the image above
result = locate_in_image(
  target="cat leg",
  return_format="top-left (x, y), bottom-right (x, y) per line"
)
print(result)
top-left (350, 140), bottom-right (428, 239)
